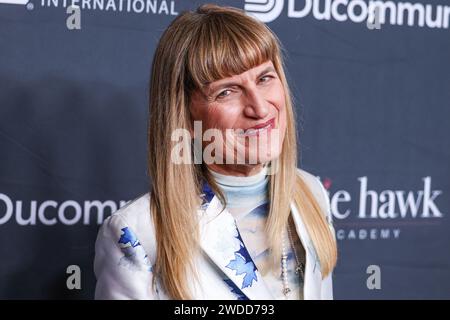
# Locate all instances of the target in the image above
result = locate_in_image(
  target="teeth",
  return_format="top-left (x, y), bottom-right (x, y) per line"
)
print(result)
top-left (243, 124), bottom-right (270, 136)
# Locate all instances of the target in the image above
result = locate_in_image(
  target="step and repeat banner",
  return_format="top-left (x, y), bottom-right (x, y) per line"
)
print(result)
top-left (0, 0), bottom-right (449, 299)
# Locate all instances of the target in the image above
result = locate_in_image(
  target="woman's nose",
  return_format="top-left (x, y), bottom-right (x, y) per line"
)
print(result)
top-left (243, 88), bottom-right (269, 119)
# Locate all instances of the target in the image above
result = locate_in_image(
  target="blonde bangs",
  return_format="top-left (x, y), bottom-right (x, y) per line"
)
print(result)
top-left (185, 11), bottom-right (280, 91)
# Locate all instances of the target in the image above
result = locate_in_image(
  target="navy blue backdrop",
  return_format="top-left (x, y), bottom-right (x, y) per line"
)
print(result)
top-left (0, 0), bottom-right (449, 299)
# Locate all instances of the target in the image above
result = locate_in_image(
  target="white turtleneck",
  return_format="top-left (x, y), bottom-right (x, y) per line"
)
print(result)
top-left (209, 166), bottom-right (304, 300)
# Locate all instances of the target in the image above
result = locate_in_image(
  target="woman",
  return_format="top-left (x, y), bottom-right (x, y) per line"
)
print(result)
top-left (94, 3), bottom-right (337, 300)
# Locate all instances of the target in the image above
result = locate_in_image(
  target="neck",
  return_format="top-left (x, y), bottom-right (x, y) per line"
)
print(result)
top-left (208, 164), bottom-right (269, 210)
top-left (206, 163), bottom-right (266, 177)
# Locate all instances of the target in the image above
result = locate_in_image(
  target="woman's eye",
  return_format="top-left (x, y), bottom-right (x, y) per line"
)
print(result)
top-left (259, 75), bottom-right (272, 83)
top-left (217, 90), bottom-right (231, 99)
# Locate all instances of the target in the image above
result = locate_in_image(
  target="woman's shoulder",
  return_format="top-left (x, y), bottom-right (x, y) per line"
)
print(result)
top-left (106, 192), bottom-right (152, 229)
top-left (96, 192), bottom-right (157, 256)
top-left (295, 168), bottom-right (332, 222)
top-left (296, 167), bottom-right (325, 195)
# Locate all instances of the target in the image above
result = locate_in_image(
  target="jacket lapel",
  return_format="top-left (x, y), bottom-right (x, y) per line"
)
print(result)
top-left (290, 202), bottom-right (323, 299)
top-left (198, 180), bottom-right (323, 300)
top-left (198, 195), bottom-right (274, 300)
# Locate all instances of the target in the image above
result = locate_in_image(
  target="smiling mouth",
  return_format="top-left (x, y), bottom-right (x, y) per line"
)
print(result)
top-left (239, 118), bottom-right (276, 136)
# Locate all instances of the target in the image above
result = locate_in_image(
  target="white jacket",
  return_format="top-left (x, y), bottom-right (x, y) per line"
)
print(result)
top-left (94, 169), bottom-right (335, 300)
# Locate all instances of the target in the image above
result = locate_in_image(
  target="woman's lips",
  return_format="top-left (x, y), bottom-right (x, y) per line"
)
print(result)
top-left (239, 118), bottom-right (275, 136)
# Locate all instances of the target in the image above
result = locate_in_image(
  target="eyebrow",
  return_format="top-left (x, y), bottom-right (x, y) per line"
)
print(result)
top-left (207, 66), bottom-right (277, 93)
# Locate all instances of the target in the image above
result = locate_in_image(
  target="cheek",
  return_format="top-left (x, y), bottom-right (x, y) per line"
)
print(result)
top-left (204, 105), bottom-right (240, 130)
top-left (266, 81), bottom-right (286, 111)
top-left (279, 109), bottom-right (287, 142)
top-left (269, 84), bottom-right (287, 131)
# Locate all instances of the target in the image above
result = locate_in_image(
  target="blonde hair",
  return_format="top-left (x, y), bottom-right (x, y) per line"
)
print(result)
top-left (147, 3), bottom-right (337, 299)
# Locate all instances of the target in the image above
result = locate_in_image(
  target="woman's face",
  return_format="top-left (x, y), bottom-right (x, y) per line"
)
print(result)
top-left (189, 60), bottom-right (287, 176)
